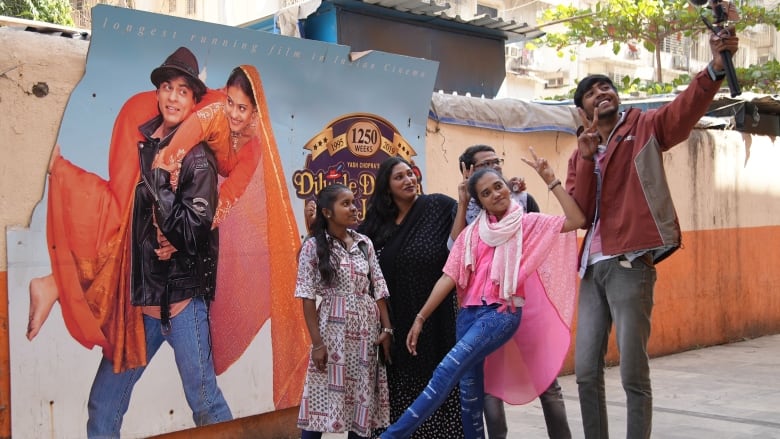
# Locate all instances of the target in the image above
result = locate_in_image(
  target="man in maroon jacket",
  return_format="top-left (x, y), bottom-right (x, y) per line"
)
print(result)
top-left (566, 30), bottom-right (739, 439)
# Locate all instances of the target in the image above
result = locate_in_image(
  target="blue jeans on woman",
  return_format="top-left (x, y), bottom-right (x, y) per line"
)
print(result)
top-left (87, 297), bottom-right (232, 438)
top-left (382, 304), bottom-right (521, 439)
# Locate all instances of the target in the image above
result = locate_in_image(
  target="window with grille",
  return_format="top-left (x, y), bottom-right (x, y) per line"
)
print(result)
top-left (753, 24), bottom-right (771, 47)
top-left (661, 33), bottom-right (685, 55)
top-left (691, 34), bottom-right (704, 62)
top-left (187, 0), bottom-right (196, 14)
top-left (169, 0), bottom-right (176, 13)
top-left (545, 77), bottom-right (565, 88)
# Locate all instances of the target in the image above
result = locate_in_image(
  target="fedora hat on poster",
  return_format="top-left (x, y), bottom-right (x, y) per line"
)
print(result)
top-left (150, 46), bottom-right (206, 95)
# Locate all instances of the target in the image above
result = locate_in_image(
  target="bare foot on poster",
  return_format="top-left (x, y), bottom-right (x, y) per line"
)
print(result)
top-left (27, 274), bottom-right (59, 340)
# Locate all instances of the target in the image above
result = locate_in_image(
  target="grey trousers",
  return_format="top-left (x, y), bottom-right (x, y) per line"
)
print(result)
top-left (484, 378), bottom-right (572, 439)
top-left (575, 256), bottom-right (656, 439)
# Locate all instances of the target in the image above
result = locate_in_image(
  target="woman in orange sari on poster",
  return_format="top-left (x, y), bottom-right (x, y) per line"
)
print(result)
top-left (27, 50), bottom-right (307, 407)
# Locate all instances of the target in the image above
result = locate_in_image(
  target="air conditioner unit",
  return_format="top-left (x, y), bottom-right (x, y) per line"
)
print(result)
top-left (545, 76), bottom-right (565, 89)
top-left (506, 56), bottom-right (530, 73)
top-left (507, 53), bottom-right (532, 70)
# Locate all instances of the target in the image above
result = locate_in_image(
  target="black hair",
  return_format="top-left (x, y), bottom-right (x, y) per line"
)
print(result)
top-left (154, 67), bottom-right (206, 103)
top-left (309, 183), bottom-right (352, 286)
top-left (227, 67), bottom-right (257, 108)
top-left (360, 157), bottom-right (413, 248)
top-left (573, 74), bottom-right (616, 109)
top-left (468, 168), bottom-right (508, 209)
top-left (459, 144), bottom-right (496, 170)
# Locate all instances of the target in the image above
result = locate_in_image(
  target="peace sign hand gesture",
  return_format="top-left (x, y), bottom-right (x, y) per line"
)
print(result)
top-left (457, 161), bottom-right (475, 205)
top-left (520, 146), bottom-right (556, 185)
top-left (577, 107), bottom-right (601, 162)
top-left (522, 147), bottom-right (587, 232)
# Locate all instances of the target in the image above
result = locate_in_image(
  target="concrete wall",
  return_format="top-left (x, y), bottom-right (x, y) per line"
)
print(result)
top-left (0, 28), bottom-right (88, 439)
top-left (1, 29), bottom-right (87, 270)
top-left (2, 25), bottom-right (780, 438)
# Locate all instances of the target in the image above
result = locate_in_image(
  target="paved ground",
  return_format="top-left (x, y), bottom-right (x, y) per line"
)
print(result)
top-left (325, 333), bottom-right (780, 438)
top-left (504, 334), bottom-right (780, 438)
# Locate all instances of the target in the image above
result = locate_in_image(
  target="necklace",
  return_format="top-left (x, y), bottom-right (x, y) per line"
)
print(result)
top-left (230, 131), bottom-right (240, 151)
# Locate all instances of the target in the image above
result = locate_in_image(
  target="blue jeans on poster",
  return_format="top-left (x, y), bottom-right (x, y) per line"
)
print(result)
top-left (86, 297), bottom-right (232, 438)
top-left (382, 304), bottom-right (521, 439)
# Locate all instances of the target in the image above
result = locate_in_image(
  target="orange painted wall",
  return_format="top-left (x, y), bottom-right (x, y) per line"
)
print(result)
top-left (651, 226), bottom-right (780, 350)
top-left (559, 225), bottom-right (780, 373)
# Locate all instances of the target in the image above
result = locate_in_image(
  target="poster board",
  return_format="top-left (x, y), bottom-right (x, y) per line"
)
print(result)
top-left (7, 5), bottom-right (437, 438)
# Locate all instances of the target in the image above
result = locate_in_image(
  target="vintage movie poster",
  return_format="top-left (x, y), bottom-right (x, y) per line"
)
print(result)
top-left (7, 5), bottom-right (437, 438)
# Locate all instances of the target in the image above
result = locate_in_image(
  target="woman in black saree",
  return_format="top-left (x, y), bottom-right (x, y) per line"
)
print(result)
top-left (359, 157), bottom-right (464, 439)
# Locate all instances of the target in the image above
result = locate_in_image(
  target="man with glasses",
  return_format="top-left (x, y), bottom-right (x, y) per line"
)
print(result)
top-left (456, 145), bottom-right (539, 225)
top-left (450, 144), bottom-right (571, 439)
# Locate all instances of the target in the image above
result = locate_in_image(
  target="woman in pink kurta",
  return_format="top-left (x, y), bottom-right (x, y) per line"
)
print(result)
top-left (381, 155), bottom-right (584, 439)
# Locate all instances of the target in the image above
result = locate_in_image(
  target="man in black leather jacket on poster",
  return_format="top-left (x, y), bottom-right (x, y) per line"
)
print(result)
top-left (86, 47), bottom-right (232, 438)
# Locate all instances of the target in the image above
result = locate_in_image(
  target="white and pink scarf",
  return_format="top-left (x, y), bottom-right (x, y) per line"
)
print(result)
top-left (462, 201), bottom-right (524, 303)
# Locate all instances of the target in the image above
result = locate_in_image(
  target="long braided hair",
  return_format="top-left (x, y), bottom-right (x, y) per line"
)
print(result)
top-left (310, 184), bottom-right (351, 286)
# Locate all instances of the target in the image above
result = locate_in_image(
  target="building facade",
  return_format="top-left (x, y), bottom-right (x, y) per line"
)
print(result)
top-left (66, 1), bottom-right (778, 98)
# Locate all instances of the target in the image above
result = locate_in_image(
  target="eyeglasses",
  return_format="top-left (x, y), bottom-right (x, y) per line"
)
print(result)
top-left (474, 158), bottom-right (504, 169)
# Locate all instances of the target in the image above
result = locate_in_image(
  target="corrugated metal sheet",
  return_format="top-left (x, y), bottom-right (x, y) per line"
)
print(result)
top-left (349, 0), bottom-right (545, 40)
top-left (362, 0), bottom-right (449, 14)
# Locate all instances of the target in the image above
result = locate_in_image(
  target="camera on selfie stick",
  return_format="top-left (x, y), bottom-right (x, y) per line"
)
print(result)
top-left (689, 0), bottom-right (741, 97)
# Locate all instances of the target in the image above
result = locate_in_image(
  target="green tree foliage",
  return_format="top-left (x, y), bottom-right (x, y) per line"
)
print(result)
top-left (539, 0), bottom-right (780, 83)
top-left (0, 0), bottom-right (75, 26)
top-left (737, 60), bottom-right (780, 94)
top-left (542, 76), bottom-right (687, 100)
